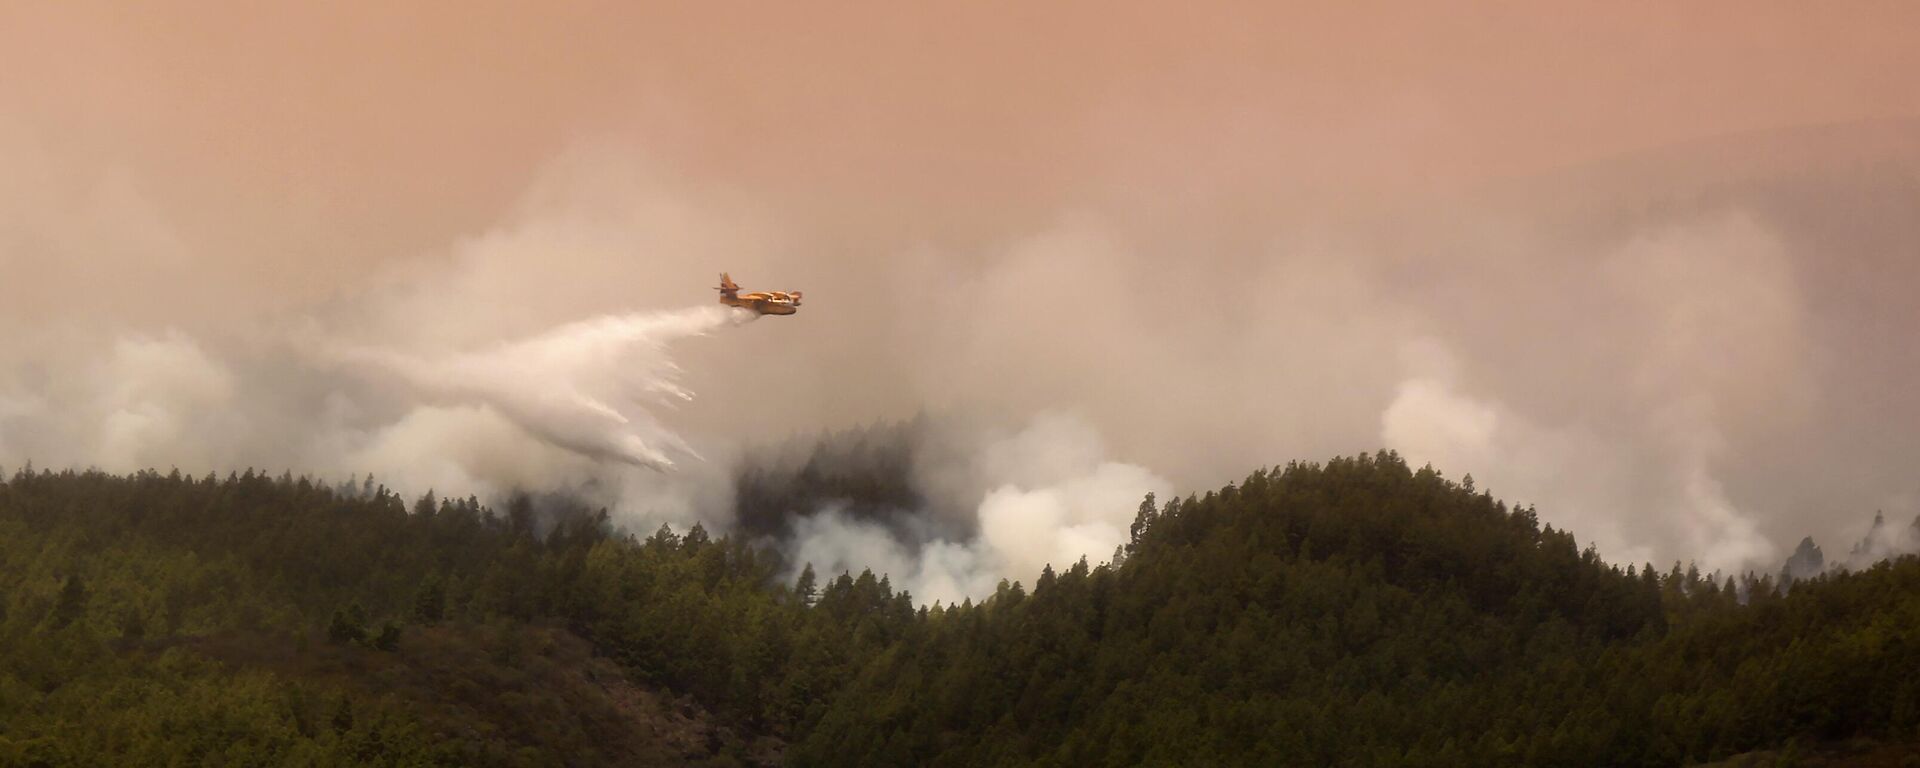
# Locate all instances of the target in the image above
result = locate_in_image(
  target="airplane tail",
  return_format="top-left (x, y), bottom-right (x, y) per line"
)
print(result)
top-left (718, 272), bottom-right (739, 295)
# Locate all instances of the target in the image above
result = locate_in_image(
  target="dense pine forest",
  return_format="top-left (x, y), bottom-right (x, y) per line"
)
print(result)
top-left (3, 452), bottom-right (1918, 766)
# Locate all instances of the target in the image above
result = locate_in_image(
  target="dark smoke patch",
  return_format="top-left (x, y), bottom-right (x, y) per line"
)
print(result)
top-left (730, 414), bottom-right (966, 546)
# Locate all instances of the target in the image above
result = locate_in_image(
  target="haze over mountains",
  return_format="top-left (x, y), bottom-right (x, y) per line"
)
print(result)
top-left (5, 6), bottom-right (1920, 764)
top-left (5, 119), bottom-right (1919, 587)
top-left (6, 5), bottom-right (1920, 589)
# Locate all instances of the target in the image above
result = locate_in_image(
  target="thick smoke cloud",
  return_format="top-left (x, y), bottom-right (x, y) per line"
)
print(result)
top-left (1381, 212), bottom-right (1810, 569)
top-left (5, 6), bottom-right (1920, 594)
top-left (4, 128), bottom-right (1919, 593)
top-left (784, 413), bottom-right (1170, 605)
top-left (0, 151), bottom-right (772, 530)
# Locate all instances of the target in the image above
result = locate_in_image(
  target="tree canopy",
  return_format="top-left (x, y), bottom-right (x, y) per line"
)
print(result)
top-left (3, 453), bottom-right (1916, 766)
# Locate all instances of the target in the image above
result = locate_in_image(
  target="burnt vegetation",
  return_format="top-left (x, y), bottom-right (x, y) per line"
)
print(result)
top-left (3, 451), bottom-right (1918, 766)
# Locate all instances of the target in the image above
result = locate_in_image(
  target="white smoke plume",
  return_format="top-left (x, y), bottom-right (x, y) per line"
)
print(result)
top-left (783, 413), bottom-right (1171, 606)
top-left (5, 107), bottom-right (1920, 599)
top-left (1840, 513), bottom-right (1920, 570)
top-left (1807, 511), bottom-right (1920, 579)
top-left (1380, 212), bottom-right (1803, 573)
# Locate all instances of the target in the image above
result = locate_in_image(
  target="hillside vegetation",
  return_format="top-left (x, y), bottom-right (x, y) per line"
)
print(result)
top-left (3, 452), bottom-right (1916, 766)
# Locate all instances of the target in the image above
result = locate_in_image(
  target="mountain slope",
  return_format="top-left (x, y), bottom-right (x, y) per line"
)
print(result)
top-left (4, 455), bottom-right (1917, 766)
top-left (794, 453), bottom-right (1920, 767)
top-left (0, 467), bottom-right (899, 766)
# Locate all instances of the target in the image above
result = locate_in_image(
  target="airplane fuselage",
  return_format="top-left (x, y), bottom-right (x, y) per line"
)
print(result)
top-left (723, 294), bottom-right (798, 315)
top-left (717, 273), bottom-right (801, 315)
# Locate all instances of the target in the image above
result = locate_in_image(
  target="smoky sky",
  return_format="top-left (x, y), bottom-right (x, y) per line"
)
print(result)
top-left (3, 4), bottom-right (1919, 581)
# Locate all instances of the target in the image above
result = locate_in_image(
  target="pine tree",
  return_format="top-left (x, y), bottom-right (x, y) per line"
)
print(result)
top-left (327, 605), bottom-right (368, 645)
top-left (1128, 492), bottom-right (1158, 552)
top-left (374, 622), bottom-right (401, 651)
top-left (330, 695), bottom-right (354, 734)
top-left (50, 573), bottom-right (89, 629)
top-left (413, 574), bottom-right (447, 624)
top-left (412, 490), bottom-right (437, 519)
top-left (506, 493), bottom-right (536, 538)
top-left (795, 563), bottom-right (819, 607)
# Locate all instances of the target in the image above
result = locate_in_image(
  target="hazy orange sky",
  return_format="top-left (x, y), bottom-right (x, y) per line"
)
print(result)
top-left (5, 2), bottom-right (1917, 297)
top-left (4, 3), bottom-right (1920, 576)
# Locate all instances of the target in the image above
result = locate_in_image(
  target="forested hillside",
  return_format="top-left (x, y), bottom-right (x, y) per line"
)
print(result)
top-left (796, 454), bottom-right (1920, 766)
top-left (3, 453), bottom-right (1917, 766)
top-left (0, 466), bottom-right (911, 766)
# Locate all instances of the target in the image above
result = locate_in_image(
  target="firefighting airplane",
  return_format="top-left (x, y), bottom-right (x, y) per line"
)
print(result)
top-left (717, 273), bottom-right (802, 315)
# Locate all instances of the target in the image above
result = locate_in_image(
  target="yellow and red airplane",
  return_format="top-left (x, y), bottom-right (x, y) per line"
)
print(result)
top-left (717, 273), bottom-right (802, 315)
